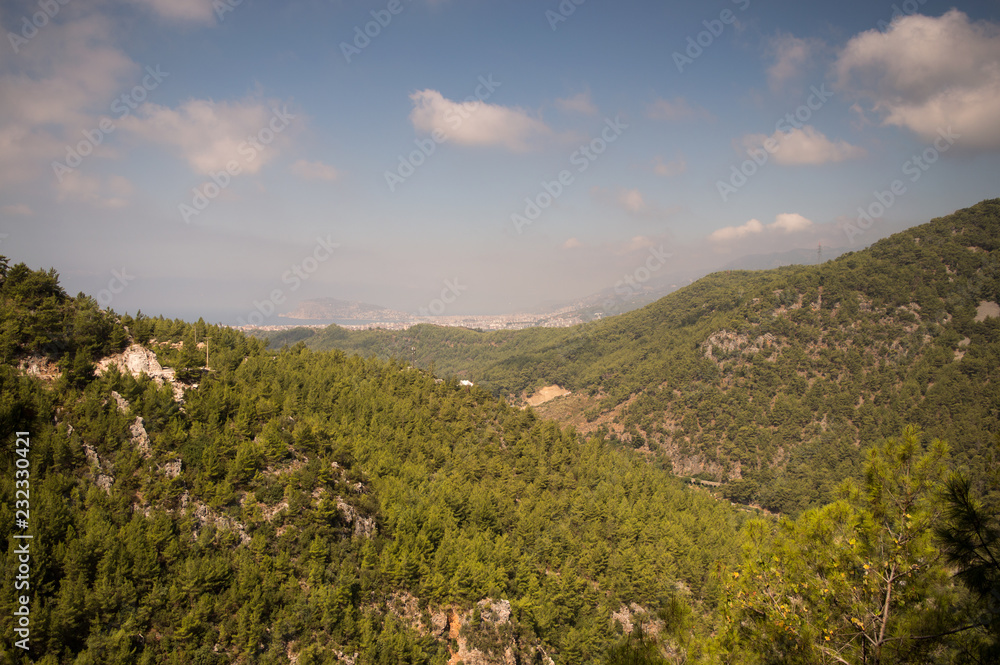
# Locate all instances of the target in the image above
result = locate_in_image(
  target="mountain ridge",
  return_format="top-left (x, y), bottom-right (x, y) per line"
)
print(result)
top-left (269, 198), bottom-right (1000, 514)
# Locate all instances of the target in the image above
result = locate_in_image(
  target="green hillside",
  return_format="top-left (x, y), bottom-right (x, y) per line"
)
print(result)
top-left (3, 224), bottom-right (999, 663)
top-left (0, 260), bottom-right (742, 664)
top-left (275, 199), bottom-right (1000, 514)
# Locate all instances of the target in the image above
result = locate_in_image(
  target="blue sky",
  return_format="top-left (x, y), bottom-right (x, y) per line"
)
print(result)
top-left (1, 0), bottom-right (999, 322)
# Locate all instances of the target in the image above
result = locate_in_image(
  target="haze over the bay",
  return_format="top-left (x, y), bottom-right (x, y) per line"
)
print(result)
top-left (2, 0), bottom-right (999, 323)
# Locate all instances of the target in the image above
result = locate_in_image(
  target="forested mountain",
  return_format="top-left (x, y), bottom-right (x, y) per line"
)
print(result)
top-left (0, 259), bottom-right (742, 664)
top-left (1, 200), bottom-right (998, 665)
top-left (271, 199), bottom-right (1000, 515)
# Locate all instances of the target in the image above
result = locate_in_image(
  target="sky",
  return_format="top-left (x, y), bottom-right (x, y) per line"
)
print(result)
top-left (1, 0), bottom-right (999, 323)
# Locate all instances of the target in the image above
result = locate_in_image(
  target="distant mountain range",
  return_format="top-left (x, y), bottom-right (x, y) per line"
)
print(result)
top-left (266, 199), bottom-right (1000, 515)
top-left (279, 297), bottom-right (410, 322)
top-left (281, 247), bottom-right (851, 323)
top-left (720, 245), bottom-right (848, 271)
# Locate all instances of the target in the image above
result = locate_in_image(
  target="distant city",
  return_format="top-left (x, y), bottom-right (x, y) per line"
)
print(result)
top-left (232, 247), bottom-right (843, 334)
top-left (235, 306), bottom-right (592, 334)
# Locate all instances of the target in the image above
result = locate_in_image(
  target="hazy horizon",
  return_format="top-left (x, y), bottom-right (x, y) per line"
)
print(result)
top-left (2, 0), bottom-right (999, 324)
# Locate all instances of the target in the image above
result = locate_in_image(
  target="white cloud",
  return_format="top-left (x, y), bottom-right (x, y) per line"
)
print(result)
top-left (555, 91), bottom-right (597, 115)
top-left (0, 21), bottom-right (134, 128)
top-left (653, 154), bottom-right (687, 177)
top-left (618, 188), bottom-right (646, 214)
top-left (2, 204), bottom-right (34, 216)
top-left (741, 125), bottom-right (866, 165)
top-left (620, 236), bottom-right (655, 253)
top-left (408, 89), bottom-right (552, 151)
top-left (0, 15), bottom-right (136, 185)
top-left (120, 98), bottom-right (296, 175)
top-left (710, 213), bottom-right (813, 242)
top-left (770, 212), bottom-right (813, 233)
top-left (591, 186), bottom-right (679, 221)
top-left (57, 172), bottom-right (133, 208)
top-left (767, 34), bottom-right (820, 91)
top-left (563, 237), bottom-right (583, 249)
top-left (291, 159), bottom-right (340, 181)
top-left (646, 97), bottom-right (710, 121)
top-left (710, 218), bottom-right (764, 242)
top-left (834, 10), bottom-right (1000, 149)
top-left (590, 186), bottom-right (646, 215)
top-left (0, 125), bottom-right (65, 186)
top-left (127, 0), bottom-right (217, 25)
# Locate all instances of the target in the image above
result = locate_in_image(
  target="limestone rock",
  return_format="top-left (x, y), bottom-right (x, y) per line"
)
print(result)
top-left (130, 417), bottom-right (152, 458)
top-left (336, 497), bottom-right (377, 538)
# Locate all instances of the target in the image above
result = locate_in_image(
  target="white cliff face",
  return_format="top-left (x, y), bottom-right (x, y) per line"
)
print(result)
top-left (95, 344), bottom-right (185, 400)
top-left (17, 345), bottom-right (183, 398)
top-left (96, 343), bottom-right (175, 381)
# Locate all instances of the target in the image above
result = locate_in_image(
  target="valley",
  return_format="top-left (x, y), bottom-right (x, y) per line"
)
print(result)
top-left (1, 200), bottom-right (998, 664)
top-left (266, 200), bottom-right (1000, 515)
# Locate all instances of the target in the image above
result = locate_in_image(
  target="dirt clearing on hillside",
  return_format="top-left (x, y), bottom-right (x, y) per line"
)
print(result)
top-left (525, 384), bottom-right (571, 407)
top-left (975, 300), bottom-right (999, 322)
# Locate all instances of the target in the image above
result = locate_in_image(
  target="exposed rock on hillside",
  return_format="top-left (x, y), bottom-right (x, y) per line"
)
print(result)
top-left (130, 417), bottom-right (152, 458)
top-left (17, 355), bottom-right (61, 380)
top-left (611, 602), bottom-right (663, 637)
top-left (180, 491), bottom-right (251, 545)
top-left (96, 343), bottom-right (185, 400)
top-left (386, 593), bottom-right (528, 665)
top-left (110, 390), bottom-right (130, 412)
top-left (703, 330), bottom-right (782, 361)
top-left (336, 496), bottom-right (377, 538)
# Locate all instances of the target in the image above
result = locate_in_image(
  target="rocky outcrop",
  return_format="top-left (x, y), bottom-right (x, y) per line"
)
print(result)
top-left (451, 599), bottom-right (520, 665)
top-left (130, 417), bottom-right (152, 458)
top-left (96, 344), bottom-right (185, 400)
top-left (703, 330), bottom-right (782, 361)
top-left (180, 491), bottom-right (250, 545)
top-left (96, 343), bottom-right (174, 379)
top-left (78, 425), bottom-right (115, 494)
top-left (110, 391), bottom-right (130, 412)
top-left (385, 594), bottom-right (524, 665)
top-left (611, 602), bottom-right (662, 637)
top-left (336, 497), bottom-right (377, 538)
top-left (17, 355), bottom-right (61, 381)
top-left (161, 458), bottom-right (182, 478)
